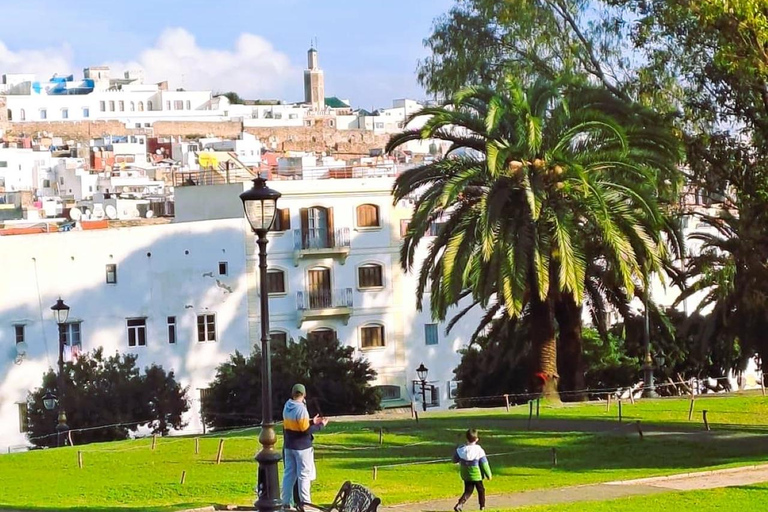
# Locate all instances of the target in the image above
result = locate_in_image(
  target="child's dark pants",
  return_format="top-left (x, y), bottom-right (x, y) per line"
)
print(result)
top-left (458, 481), bottom-right (485, 508)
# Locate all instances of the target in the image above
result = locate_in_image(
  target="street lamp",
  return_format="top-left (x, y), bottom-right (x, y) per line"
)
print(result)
top-left (42, 390), bottom-right (57, 412)
top-left (416, 363), bottom-right (429, 412)
top-left (50, 298), bottom-right (70, 447)
top-left (240, 176), bottom-right (282, 512)
top-left (641, 287), bottom-right (656, 398)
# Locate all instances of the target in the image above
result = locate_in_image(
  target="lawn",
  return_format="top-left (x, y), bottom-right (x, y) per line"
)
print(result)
top-left (1, 394), bottom-right (767, 511)
top-left (505, 483), bottom-right (768, 511)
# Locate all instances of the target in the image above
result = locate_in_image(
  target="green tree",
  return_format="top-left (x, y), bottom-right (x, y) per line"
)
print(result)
top-left (389, 78), bottom-right (680, 397)
top-left (27, 349), bottom-right (189, 447)
top-left (203, 336), bottom-right (380, 430)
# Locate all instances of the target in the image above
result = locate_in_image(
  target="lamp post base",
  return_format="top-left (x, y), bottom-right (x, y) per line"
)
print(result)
top-left (642, 365), bottom-right (656, 398)
top-left (254, 422), bottom-right (282, 512)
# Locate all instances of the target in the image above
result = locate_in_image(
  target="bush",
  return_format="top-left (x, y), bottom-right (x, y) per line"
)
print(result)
top-left (27, 348), bottom-right (189, 447)
top-left (203, 336), bottom-right (380, 430)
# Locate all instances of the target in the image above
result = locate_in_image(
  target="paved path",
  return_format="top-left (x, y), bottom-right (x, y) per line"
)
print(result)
top-left (380, 464), bottom-right (768, 512)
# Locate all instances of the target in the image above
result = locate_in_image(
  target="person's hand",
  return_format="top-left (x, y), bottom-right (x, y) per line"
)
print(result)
top-left (312, 414), bottom-right (322, 425)
top-left (321, 417), bottom-right (329, 427)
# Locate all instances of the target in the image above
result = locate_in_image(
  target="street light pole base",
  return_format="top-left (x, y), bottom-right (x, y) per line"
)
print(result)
top-left (254, 422), bottom-right (283, 512)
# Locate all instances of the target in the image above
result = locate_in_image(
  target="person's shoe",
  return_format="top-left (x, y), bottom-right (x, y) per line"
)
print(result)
top-left (480, 507), bottom-right (485, 511)
top-left (453, 504), bottom-right (462, 512)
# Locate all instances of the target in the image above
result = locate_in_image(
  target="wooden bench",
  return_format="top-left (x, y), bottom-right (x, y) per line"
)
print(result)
top-left (300, 481), bottom-right (380, 512)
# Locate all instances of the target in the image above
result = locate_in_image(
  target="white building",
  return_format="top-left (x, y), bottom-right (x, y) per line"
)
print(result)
top-left (0, 173), bottom-right (481, 451)
top-left (0, 148), bottom-right (53, 193)
top-left (2, 68), bottom-right (216, 124)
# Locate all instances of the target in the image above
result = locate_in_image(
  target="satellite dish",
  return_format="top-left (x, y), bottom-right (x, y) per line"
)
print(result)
top-left (145, 210), bottom-right (154, 218)
top-left (131, 209), bottom-right (140, 218)
top-left (92, 204), bottom-right (105, 220)
top-left (105, 205), bottom-right (117, 219)
top-left (69, 207), bottom-right (82, 221)
top-left (16, 341), bottom-right (28, 357)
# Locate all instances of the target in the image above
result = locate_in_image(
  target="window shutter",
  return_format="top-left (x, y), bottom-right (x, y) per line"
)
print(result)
top-left (326, 207), bottom-right (335, 247)
top-left (300, 208), bottom-right (309, 248)
top-left (280, 208), bottom-right (291, 230)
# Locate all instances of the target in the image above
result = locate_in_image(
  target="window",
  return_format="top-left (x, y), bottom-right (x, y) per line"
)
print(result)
top-left (289, 113), bottom-right (298, 119)
top-left (428, 221), bottom-right (446, 237)
top-left (18, 403), bottom-right (28, 433)
top-left (61, 108), bottom-right (68, 119)
top-left (63, 322), bottom-right (82, 348)
top-left (166, 101), bottom-right (171, 110)
top-left (270, 331), bottom-right (288, 348)
top-left (174, 100), bottom-right (183, 110)
top-left (138, 101), bottom-right (144, 111)
top-left (105, 263), bottom-right (117, 284)
top-left (14, 325), bottom-right (24, 344)
top-left (0, 161), bottom-right (7, 168)
top-left (127, 318), bottom-right (147, 347)
top-left (167, 316), bottom-right (176, 344)
top-left (118, 101), bottom-right (124, 112)
top-left (266, 269), bottom-right (286, 294)
top-left (82, 107), bottom-right (90, 118)
top-left (361, 324), bottom-right (385, 349)
top-left (19, 109), bottom-right (25, 121)
top-left (425, 323), bottom-right (439, 345)
top-left (109, 101), bottom-right (115, 111)
top-left (308, 328), bottom-right (336, 343)
top-left (272, 208), bottom-right (291, 231)
top-left (375, 385), bottom-right (401, 401)
top-left (130, 101), bottom-right (135, 111)
top-left (375, 122), bottom-right (385, 129)
top-left (186, 100), bottom-right (191, 110)
top-left (400, 219), bottom-right (410, 238)
top-left (144, 123), bottom-right (151, 127)
top-left (358, 264), bottom-right (383, 289)
top-left (147, 101), bottom-right (153, 111)
top-left (197, 314), bottom-right (216, 342)
top-left (100, 101), bottom-right (106, 112)
top-left (356, 204), bottom-right (380, 228)
top-left (40, 109), bottom-right (47, 120)
top-left (218, 262), bottom-right (228, 276)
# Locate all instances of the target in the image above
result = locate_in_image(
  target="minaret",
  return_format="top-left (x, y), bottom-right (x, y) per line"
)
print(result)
top-left (303, 45), bottom-right (325, 112)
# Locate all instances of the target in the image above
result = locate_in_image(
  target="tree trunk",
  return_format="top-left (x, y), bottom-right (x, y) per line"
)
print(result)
top-left (555, 294), bottom-right (586, 401)
top-left (529, 295), bottom-right (560, 401)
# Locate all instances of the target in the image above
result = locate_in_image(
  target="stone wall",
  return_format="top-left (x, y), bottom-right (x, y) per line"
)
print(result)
top-left (3, 120), bottom-right (129, 139)
top-left (1, 119), bottom-right (392, 155)
top-left (245, 126), bottom-right (391, 155)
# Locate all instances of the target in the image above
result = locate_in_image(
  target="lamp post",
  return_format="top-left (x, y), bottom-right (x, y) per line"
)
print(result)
top-left (240, 176), bottom-right (282, 512)
top-left (641, 283), bottom-right (656, 398)
top-left (50, 298), bottom-right (70, 447)
top-left (416, 363), bottom-right (429, 412)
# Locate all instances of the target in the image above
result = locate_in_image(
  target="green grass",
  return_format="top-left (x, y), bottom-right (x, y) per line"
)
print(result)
top-left (504, 483), bottom-right (768, 511)
top-left (2, 394), bottom-right (768, 511)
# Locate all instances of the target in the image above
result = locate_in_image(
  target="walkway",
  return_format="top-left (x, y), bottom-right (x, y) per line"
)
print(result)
top-left (380, 464), bottom-right (768, 511)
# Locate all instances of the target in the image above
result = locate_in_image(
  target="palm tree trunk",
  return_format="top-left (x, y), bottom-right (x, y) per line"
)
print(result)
top-left (555, 294), bottom-right (586, 401)
top-left (529, 295), bottom-right (560, 400)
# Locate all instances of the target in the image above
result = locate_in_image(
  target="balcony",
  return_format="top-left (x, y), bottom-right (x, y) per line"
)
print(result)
top-left (296, 288), bottom-right (353, 327)
top-left (292, 227), bottom-right (351, 266)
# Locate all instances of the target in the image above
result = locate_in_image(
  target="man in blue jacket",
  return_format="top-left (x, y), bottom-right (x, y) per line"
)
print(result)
top-left (282, 383), bottom-right (328, 510)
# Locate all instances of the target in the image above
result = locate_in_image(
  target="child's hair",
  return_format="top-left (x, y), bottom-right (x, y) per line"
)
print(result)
top-left (465, 428), bottom-right (479, 443)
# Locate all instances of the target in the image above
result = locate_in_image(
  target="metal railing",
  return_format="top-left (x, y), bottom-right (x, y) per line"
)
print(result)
top-left (296, 288), bottom-right (353, 310)
top-left (293, 227), bottom-right (351, 251)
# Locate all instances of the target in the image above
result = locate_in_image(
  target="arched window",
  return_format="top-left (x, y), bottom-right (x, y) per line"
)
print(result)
top-left (307, 328), bottom-right (336, 344)
top-left (138, 101), bottom-right (144, 112)
top-left (19, 109), bottom-right (25, 121)
top-left (186, 100), bottom-right (191, 110)
top-left (361, 323), bottom-right (385, 349)
top-left (266, 268), bottom-right (286, 294)
top-left (147, 101), bottom-right (153, 111)
top-left (356, 204), bottom-right (380, 227)
top-left (358, 263), bottom-right (383, 289)
top-left (130, 102), bottom-right (135, 112)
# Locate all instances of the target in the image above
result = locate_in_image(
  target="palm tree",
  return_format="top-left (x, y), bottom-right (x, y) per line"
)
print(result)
top-left (388, 77), bottom-right (681, 397)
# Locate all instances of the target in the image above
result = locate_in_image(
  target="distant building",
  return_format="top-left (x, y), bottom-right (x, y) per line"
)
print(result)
top-left (304, 47), bottom-right (325, 113)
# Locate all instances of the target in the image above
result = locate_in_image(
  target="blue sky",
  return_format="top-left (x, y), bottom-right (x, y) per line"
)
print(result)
top-left (0, 0), bottom-right (454, 108)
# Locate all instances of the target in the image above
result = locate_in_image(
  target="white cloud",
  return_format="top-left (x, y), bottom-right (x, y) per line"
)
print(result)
top-left (0, 28), bottom-right (300, 100)
top-left (108, 28), bottom-right (300, 99)
top-left (0, 41), bottom-right (74, 78)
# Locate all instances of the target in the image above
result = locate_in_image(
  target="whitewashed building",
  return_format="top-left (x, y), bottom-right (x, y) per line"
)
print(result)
top-left (0, 172), bottom-right (481, 451)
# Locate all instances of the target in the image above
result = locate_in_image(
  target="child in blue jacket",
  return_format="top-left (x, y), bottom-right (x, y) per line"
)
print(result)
top-left (453, 428), bottom-right (492, 511)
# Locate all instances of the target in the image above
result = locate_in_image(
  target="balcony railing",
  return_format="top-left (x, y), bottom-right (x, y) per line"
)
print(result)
top-left (297, 288), bottom-right (353, 311)
top-left (293, 227), bottom-right (351, 251)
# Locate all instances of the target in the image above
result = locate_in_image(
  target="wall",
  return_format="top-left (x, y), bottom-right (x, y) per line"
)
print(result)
top-left (245, 126), bottom-right (390, 155)
top-left (153, 121), bottom-right (243, 138)
top-left (4, 120), bottom-right (129, 139)
top-left (0, 218), bottom-right (249, 451)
